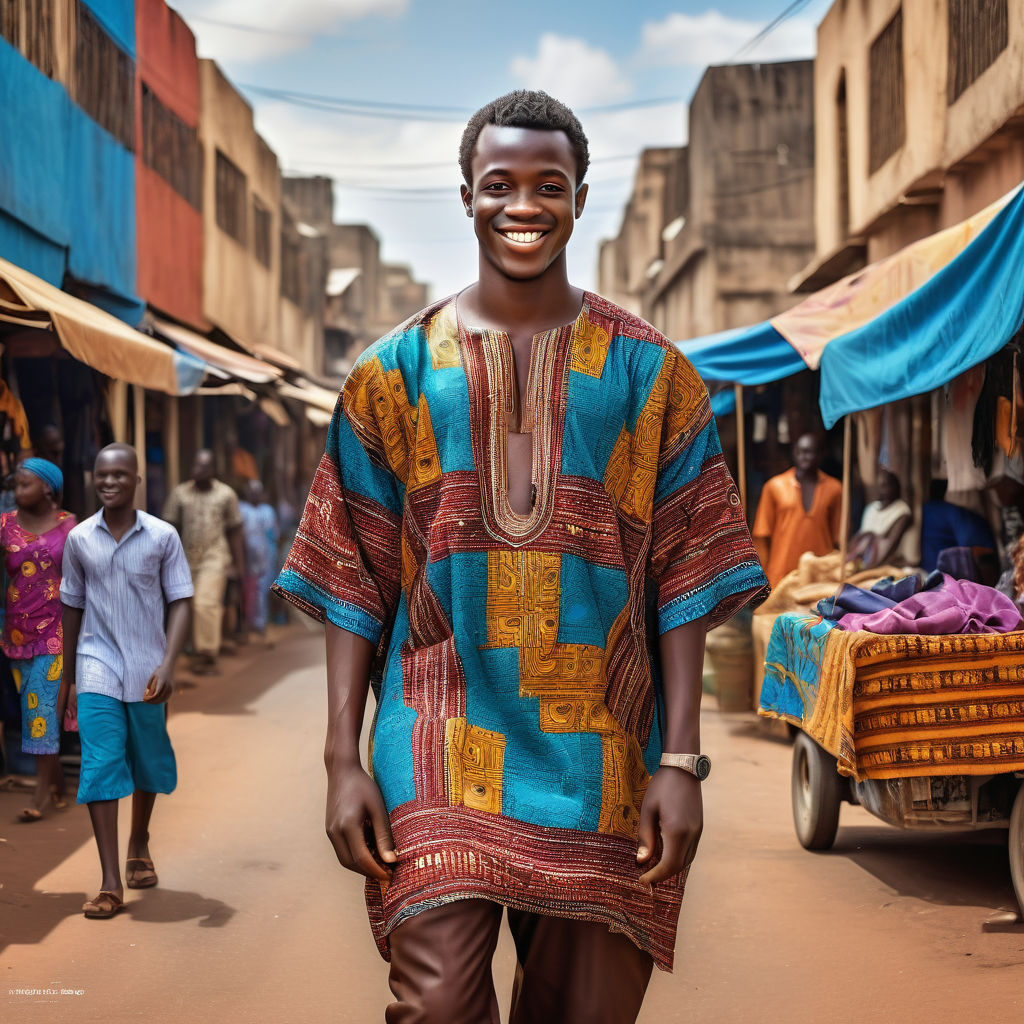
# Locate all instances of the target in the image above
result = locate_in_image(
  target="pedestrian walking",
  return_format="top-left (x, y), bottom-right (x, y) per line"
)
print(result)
top-left (58, 443), bottom-right (193, 919)
top-left (239, 480), bottom-right (279, 640)
top-left (753, 433), bottom-right (843, 586)
top-left (1, 458), bottom-right (76, 821)
top-left (162, 450), bottom-right (244, 675)
top-left (274, 91), bottom-right (768, 1022)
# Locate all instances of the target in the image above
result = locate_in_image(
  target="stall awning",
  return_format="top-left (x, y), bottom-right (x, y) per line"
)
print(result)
top-left (150, 318), bottom-right (282, 385)
top-left (677, 322), bottom-right (805, 386)
top-left (818, 182), bottom-right (1024, 427)
top-left (0, 255), bottom-right (205, 395)
top-left (676, 182), bottom-right (1024, 406)
top-left (278, 380), bottom-right (339, 426)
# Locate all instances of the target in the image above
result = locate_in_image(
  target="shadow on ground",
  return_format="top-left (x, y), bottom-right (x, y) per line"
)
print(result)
top-left (123, 888), bottom-right (235, 927)
top-left (830, 825), bottom-right (1018, 912)
top-left (0, 626), bottom-right (312, 952)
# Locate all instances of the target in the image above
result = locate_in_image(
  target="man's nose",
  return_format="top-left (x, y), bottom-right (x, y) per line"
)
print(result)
top-left (504, 191), bottom-right (543, 217)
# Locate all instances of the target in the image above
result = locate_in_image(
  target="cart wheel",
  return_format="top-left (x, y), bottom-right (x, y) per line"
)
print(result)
top-left (1010, 782), bottom-right (1024, 918)
top-left (791, 732), bottom-right (842, 850)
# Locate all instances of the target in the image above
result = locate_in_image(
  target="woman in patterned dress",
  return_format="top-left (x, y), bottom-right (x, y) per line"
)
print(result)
top-left (0, 458), bottom-right (76, 821)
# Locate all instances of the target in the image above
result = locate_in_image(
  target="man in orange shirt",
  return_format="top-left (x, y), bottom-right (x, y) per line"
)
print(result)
top-left (752, 434), bottom-right (843, 587)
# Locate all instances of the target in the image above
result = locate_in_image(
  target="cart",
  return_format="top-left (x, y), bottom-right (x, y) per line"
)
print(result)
top-left (759, 613), bottom-right (1024, 916)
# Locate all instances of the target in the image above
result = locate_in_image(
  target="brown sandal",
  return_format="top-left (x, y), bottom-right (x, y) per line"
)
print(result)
top-left (83, 891), bottom-right (124, 919)
top-left (18, 807), bottom-right (43, 823)
top-left (125, 857), bottom-right (158, 889)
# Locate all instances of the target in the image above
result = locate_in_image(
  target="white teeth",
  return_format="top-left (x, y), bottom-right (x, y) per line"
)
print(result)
top-left (503, 231), bottom-right (543, 243)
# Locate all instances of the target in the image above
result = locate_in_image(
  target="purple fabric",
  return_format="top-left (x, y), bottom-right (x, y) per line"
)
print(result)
top-left (837, 575), bottom-right (1023, 635)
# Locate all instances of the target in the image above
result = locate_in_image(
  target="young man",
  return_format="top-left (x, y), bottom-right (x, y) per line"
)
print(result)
top-left (752, 433), bottom-right (843, 587)
top-left (58, 444), bottom-right (193, 918)
top-left (275, 91), bottom-right (768, 1023)
top-left (163, 449), bottom-right (244, 675)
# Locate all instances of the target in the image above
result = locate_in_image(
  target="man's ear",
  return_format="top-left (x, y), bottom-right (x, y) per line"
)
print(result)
top-left (460, 183), bottom-right (473, 218)
top-left (574, 183), bottom-right (589, 219)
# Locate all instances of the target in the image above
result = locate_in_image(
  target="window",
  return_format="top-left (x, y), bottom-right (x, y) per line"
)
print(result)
top-left (73, 2), bottom-right (135, 150)
top-left (252, 198), bottom-right (271, 268)
top-left (1, 0), bottom-right (56, 79)
top-left (215, 150), bottom-right (247, 244)
top-left (280, 219), bottom-right (303, 305)
top-left (868, 9), bottom-right (904, 174)
top-left (141, 84), bottom-right (202, 210)
top-left (0, 0), bottom-right (21, 51)
top-left (836, 72), bottom-right (849, 241)
top-left (947, 0), bottom-right (1008, 103)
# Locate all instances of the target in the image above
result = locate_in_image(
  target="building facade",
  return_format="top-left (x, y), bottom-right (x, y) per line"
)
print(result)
top-left (600, 60), bottom-right (816, 343)
top-left (798, 0), bottom-right (1024, 289)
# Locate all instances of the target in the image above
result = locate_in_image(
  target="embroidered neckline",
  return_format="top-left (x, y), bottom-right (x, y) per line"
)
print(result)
top-left (455, 296), bottom-right (591, 547)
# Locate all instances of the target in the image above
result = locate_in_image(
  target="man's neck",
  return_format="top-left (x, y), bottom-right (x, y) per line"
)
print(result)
top-left (794, 467), bottom-right (818, 484)
top-left (193, 478), bottom-right (213, 492)
top-left (463, 254), bottom-right (582, 334)
top-left (103, 505), bottom-right (136, 534)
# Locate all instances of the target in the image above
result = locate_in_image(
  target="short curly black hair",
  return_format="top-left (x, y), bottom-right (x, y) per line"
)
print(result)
top-left (459, 90), bottom-right (590, 188)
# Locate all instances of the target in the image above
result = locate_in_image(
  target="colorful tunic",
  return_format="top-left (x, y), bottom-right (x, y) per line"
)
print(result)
top-left (1, 509), bottom-right (76, 659)
top-left (274, 293), bottom-right (768, 970)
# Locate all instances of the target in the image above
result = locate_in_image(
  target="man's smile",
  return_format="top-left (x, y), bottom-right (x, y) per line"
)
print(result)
top-left (496, 227), bottom-right (550, 246)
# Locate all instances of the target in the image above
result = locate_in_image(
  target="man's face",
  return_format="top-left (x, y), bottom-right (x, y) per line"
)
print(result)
top-left (793, 436), bottom-right (820, 473)
top-left (94, 453), bottom-right (138, 510)
top-left (461, 124), bottom-right (587, 282)
top-left (192, 451), bottom-right (214, 484)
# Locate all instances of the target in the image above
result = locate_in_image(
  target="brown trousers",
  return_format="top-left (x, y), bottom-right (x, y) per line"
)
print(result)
top-left (385, 899), bottom-right (653, 1024)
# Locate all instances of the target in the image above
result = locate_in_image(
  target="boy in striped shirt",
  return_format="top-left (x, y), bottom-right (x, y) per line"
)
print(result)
top-left (59, 444), bottom-right (193, 918)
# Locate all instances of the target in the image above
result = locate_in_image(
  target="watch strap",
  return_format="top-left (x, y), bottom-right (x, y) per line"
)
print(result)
top-left (660, 753), bottom-right (700, 774)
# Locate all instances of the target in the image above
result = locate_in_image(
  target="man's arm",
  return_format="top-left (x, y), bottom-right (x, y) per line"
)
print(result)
top-left (324, 621), bottom-right (396, 882)
top-left (58, 604), bottom-right (83, 726)
top-left (226, 522), bottom-right (245, 581)
top-left (636, 615), bottom-right (706, 887)
top-left (144, 598), bottom-right (191, 704)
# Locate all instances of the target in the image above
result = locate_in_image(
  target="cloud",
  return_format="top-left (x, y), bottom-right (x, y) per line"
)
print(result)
top-left (638, 9), bottom-right (816, 67)
top-left (176, 0), bottom-right (407, 63)
top-left (510, 34), bottom-right (632, 109)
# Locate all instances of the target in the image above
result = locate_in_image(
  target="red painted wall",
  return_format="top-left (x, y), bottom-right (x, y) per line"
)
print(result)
top-left (135, 0), bottom-right (205, 329)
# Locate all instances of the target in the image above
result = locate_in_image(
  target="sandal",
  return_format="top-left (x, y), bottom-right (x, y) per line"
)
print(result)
top-left (125, 857), bottom-right (158, 889)
top-left (83, 891), bottom-right (124, 919)
top-left (18, 807), bottom-right (43, 823)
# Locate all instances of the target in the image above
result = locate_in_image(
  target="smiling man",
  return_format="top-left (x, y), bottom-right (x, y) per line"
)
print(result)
top-left (275, 91), bottom-right (768, 1023)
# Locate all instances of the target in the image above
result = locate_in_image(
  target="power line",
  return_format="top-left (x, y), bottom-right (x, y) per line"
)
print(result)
top-left (240, 83), bottom-right (682, 122)
top-left (283, 153), bottom-right (639, 174)
top-left (731, 0), bottom-right (815, 61)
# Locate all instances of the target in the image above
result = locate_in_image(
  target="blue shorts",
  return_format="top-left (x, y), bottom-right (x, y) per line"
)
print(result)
top-left (76, 692), bottom-right (177, 804)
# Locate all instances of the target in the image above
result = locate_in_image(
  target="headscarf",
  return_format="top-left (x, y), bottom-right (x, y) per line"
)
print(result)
top-left (20, 457), bottom-right (63, 499)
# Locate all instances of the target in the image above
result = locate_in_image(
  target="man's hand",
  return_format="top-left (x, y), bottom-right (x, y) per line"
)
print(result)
top-left (58, 682), bottom-right (77, 728)
top-left (143, 664), bottom-right (174, 704)
top-left (326, 761), bottom-right (397, 883)
top-left (636, 766), bottom-right (703, 887)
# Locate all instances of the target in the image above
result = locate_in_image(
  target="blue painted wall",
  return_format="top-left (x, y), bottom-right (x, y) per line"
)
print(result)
top-left (0, 23), bottom-right (141, 323)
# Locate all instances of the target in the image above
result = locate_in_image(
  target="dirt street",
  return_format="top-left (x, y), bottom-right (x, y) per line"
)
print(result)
top-left (2, 627), bottom-right (1023, 1023)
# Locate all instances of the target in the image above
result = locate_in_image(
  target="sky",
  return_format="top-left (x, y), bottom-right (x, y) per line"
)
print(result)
top-left (174, 0), bottom-right (834, 302)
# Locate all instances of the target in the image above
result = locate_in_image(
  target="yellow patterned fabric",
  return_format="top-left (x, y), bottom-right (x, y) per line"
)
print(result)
top-left (761, 614), bottom-right (1024, 779)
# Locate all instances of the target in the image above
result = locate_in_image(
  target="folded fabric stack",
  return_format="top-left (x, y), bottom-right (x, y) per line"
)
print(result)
top-left (760, 611), bottom-right (1024, 779)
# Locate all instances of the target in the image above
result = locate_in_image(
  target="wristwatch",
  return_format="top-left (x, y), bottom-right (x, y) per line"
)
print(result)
top-left (660, 753), bottom-right (712, 780)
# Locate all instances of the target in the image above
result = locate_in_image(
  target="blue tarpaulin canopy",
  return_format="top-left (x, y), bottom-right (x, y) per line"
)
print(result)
top-left (818, 183), bottom-right (1024, 427)
top-left (676, 321), bottom-right (804, 386)
top-left (676, 182), bottom-right (1024, 425)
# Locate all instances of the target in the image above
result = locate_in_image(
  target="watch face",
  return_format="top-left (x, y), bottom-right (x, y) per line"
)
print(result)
top-left (695, 755), bottom-right (711, 781)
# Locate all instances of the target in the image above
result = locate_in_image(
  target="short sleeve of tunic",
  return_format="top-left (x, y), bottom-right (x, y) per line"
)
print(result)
top-left (273, 352), bottom-right (403, 647)
top-left (648, 349), bottom-right (769, 633)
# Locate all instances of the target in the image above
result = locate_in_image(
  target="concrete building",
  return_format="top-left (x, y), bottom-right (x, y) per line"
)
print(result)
top-left (282, 175), bottom-right (430, 377)
top-left (796, 0), bottom-right (1024, 290)
top-left (600, 61), bottom-right (816, 342)
top-left (198, 59), bottom-right (282, 353)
